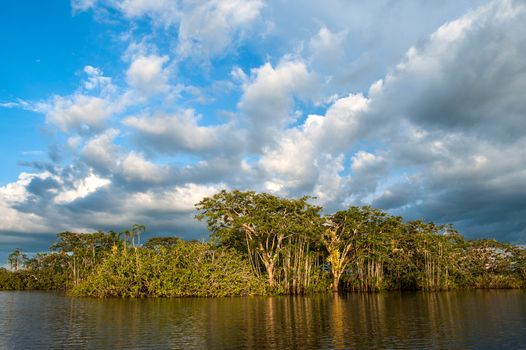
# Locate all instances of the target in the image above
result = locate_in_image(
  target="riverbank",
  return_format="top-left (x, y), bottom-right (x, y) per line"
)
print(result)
top-left (1, 238), bottom-right (525, 297)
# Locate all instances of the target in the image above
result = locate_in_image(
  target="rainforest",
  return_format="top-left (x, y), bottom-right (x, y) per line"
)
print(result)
top-left (1, 190), bottom-right (525, 297)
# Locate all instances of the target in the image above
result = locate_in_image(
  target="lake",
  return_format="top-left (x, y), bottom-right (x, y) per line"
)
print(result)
top-left (0, 290), bottom-right (525, 349)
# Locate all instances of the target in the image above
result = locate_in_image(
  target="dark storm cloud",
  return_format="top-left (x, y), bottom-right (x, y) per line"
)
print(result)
top-left (26, 176), bottom-right (61, 197)
top-left (364, 0), bottom-right (526, 242)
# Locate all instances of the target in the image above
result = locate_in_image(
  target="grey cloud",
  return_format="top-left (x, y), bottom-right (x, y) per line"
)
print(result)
top-left (17, 160), bottom-right (58, 174)
top-left (26, 177), bottom-right (61, 198)
top-left (238, 60), bottom-right (318, 152)
top-left (263, 0), bottom-right (488, 95)
top-left (0, 232), bottom-right (58, 267)
top-left (124, 111), bottom-right (243, 156)
top-left (378, 1), bottom-right (526, 143)
top-left (345, 0), bottom-right (526, 243)
top-left (372, 183), bottom-right (422, 212)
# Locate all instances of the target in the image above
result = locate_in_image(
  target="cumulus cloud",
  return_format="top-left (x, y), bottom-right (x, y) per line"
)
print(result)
top-left (252, 92), bottom-right (368, 196)
top-left (238, 59), bottom-right (317, 150)
top-left (77, 0), bottom-right (264, 59)
top-left (0, 202), bottom-right (50, 234)
top-left (80, 129), bottom-right (121, 173)
top-left (36, 56), bottom-right (176, 136)
top-left (374, 1), bottom-right (526, 144)
top-left (358, 0), bottom-right (526, 241)
top-left (126, 54), bottom-right (170, 96)
top-left (175, 0), bottom-right (264, 58)
top-left (248, 91), bottom-right (370, 211)
top-left (54, 172), bottom-right (110, 205)
top-left (45, 95), bottom-right (115, 133)
top-left (124, 109), bottom-right (240, 155)
top-left (120, 152), bottom-right (170, 183)
top-left (259, 128), bottom-right (318, 193)
top-left (309, 26), bottom-right (347, 74)
top-left (349, 151), bottom-right (389, 199)
top-left (0, 166), bottom-right (223, 239)
top-left (244, 0), bottom-right (526, 242)
top-left (29, 66), bottom-right (122, 134)
top-left (0, 173), bottom-right (60, 233)
top-left (125, 183), bottom-right (225, 214)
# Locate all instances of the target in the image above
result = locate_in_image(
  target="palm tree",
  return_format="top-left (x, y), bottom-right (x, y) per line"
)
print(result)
top-left (129, 228), bottom-right (136, 248)
top-left (8, 248), bottom-right (26, 272)
top-left (120, 229), bottom-right (131, 250)
top-left (108, 230), bottom-right (120, 252)
top-left (132, 224), bottom-right (146, 247)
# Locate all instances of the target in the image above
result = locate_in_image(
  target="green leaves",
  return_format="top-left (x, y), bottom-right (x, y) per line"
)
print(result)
top-left (196, 190), bottom-right (322, 288)
top-left (71, 241), bottom-right (267, 298)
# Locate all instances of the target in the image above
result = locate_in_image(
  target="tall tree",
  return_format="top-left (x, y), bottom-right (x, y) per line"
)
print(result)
top-left (132, 224), bottom-right (146, 247)
top-left (322, 206), bottom-right (401, 292)
top-left (120, 230), bottom-right (131, 250)
top-left (8, 248), bottom-right (26, 272)
top-left (196, 190), bottom-right (321, 287)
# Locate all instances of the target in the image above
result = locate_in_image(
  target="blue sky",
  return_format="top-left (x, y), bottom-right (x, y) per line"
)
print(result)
top-left (1, 0), bottom-right (526, 261)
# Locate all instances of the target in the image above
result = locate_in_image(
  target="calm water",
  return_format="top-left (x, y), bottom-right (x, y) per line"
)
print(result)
top-left (0, 290), bottom-right (525, 349)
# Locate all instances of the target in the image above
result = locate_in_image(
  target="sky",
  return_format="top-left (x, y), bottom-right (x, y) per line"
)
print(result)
top-left (1, 0), bottom-right (526, 262)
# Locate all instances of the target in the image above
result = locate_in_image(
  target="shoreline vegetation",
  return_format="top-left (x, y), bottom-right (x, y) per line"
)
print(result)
top-left (1, 190), bottom-right (525, 297)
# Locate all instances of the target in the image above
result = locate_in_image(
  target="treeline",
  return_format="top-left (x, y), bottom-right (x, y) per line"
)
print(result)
top-left (1, 190), bottom-right (525, 297)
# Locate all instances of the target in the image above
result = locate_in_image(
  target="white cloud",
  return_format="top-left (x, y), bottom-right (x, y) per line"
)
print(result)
top-left (80, 129), bottom-right (120, 172)
top-left (238, 58), bottom-right (317, 149)
top-left (126, 54), bottom-right (170, 96)
top-left (252, 91), bottom-right (369, 205)
top-left (0, 202), bottom-right (50, 233)
top-left (241, 59), bottom-right (315, 110)
top-left (83, 0), bottom-right (264, 59)
top-left (231, 66), bottom-right (248, 83)
top-left (120, 152), bottom-right (169, 183)
top-left (45, 95), bottom-right (115, 133)
top-left (309, 26), bottom-right (347, 73)
top-left (0, 173), bottom-right (55, 233)
top-left (37, 66), bottom-right (121, 133)
top-left (126, 183), bottom-right (226, 213)
top-left (71, 0), bottom-right (97, 12)
top-left (67, 136), bottom-right (82, 151)
top-left (176, 0), bottom-right (264, 58)
top-left (1, 172), bottom-right (52, 204)
top-left (259, 129), bottom-right (317, 192)
top-left (83, 66), bottom-right (115, 95)
top-left (124, 109), bottom-right (238, 154)
top-left (312, 154), bottom-right (348, 210)
top-left (113, 0), bottom-right (180, 24)
top-left (54, 172), bottom-right (111, 204)
top-left (350, 151), bottom-right (384, 173)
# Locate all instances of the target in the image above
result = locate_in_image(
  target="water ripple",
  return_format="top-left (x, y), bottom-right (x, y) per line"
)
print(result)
top-left (0, 290), bottom-right (525, 349)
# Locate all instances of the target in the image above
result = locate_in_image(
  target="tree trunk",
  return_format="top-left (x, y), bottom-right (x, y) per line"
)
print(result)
top-left (267, 263), bottom-right (275, 287)
top-left (332, 272), bottom-right (341, 292)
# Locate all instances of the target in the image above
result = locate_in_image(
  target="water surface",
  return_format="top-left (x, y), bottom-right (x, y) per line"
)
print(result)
top-left (1, 290), bottom-right (525, 349)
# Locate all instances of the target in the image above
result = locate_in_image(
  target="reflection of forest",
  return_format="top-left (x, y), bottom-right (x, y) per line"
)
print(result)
top-left (1, 291), bottom-right (525, 348)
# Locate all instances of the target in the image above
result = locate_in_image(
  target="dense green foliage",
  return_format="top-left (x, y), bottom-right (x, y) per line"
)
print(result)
top-left (1, 191), bottom-right (525, 297)
top-left (71, 241), bottom-right (267, 297)
top-left (196, 190), bottom-right (327, 294)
